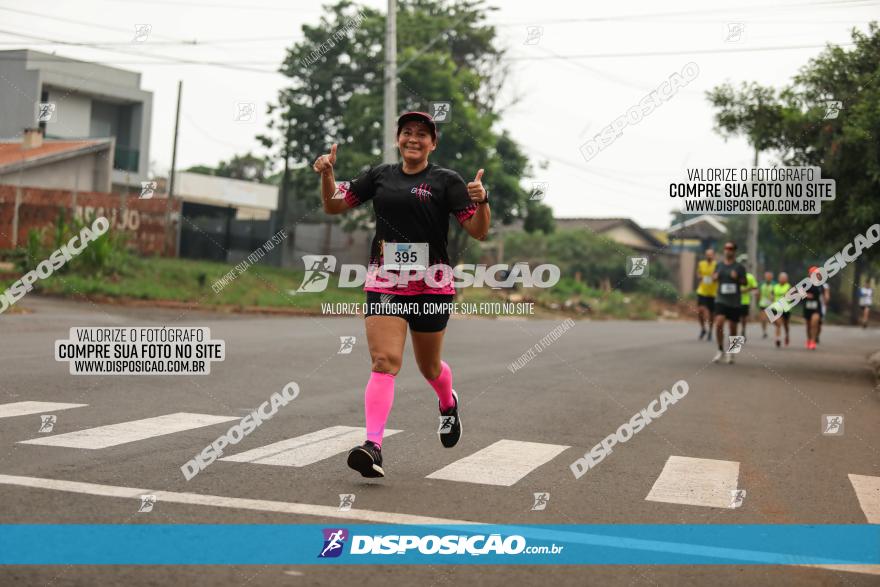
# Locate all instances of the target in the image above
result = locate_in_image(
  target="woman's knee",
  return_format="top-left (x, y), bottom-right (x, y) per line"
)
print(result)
top-left (371, 353), bottom-right (402, 375)
top-left (418, 360), bottom-right (442, 381)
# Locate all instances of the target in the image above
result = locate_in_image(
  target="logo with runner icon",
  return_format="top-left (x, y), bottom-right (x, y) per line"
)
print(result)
top-left (338, 494), bottom-right (355, 512)
top-left (338, 336), bottom-right (356, 354)
top-left (38, 415), bottom-right (56, 433)
top-left (297, 255), bottom-right (337, 293)
top-left (728, 489), bottom-right (746, 509)
top-left (138, 494), bottom-right (156, 513)
top-left (627, 257), bottom-right (648, 277)
top-left (727, 336), bottom-right (745, 354)
top-left (531, 492), bottom-right (550, 511)
top-left (438, 415), bottom-right (456, 435)
top-left (318, 528), bottom-right (349, 558)
top-left (821, 414), bottom-right (844, 435)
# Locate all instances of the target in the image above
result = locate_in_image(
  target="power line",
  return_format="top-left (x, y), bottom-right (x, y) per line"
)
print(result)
top-left (493, 0), bottom-right (880, 27)
top-left (0, 7), bottom-right (195, 43)
top-left (505, 42), bottom-right (857, 61)
top-left (0, 30), bottom-right (282, 75)
top-left (0, 7), bottom-right (305, 47)
top-left (92, 0), bottom-right (325, 11)
top-left (0, 38), bottom-right (858, 68)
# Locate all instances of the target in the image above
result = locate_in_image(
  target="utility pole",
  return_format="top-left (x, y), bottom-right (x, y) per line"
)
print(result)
top-left (277, 120), bottom-right (294, 267)
top-left (747, 146), bottom-right (759, 313)
top-left (382, 0), bottom-right (397, 163)
top-left (167, 80), bottom-right (182, 257)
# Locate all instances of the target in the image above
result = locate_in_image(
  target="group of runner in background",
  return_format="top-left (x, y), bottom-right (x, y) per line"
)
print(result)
top-left (695, 243), bottom-right (874, 364)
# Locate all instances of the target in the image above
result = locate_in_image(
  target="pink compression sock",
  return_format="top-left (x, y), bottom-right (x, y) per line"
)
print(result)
top-left (427, 361), bottom-right (455, 412)
top-left (365, 371), bottom-right (395, 447)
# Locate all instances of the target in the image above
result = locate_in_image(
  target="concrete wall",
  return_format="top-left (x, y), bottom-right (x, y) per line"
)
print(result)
top-left (44, 90), bottom-right (91, 138)
top-left (0, 184), bottom-right (179, 255)
top-left (0, 50), bottom-right (153, 185)
top-left (0, 148), bottom-right (112, 192)
top-left (287, 222), bottom-right (372, 268)
top-left (0, 51), bottom-right (41, 139)
top-left (175, 172), bottom-right (278, 211)
top-left (604, 224), bottom-right (653, 249)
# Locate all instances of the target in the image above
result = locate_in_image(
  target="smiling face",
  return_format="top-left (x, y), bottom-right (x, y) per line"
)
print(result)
top-left (397, 121), bottom-right (436, 165)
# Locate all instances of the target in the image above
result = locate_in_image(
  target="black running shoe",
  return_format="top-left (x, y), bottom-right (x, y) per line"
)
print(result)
top-left (346, 441), bottom-right (384, 478)
top-left (438, 390), bottom-right (462, 448)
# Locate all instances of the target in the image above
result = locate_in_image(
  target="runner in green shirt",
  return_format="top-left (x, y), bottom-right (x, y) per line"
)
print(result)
top-left (737, 255), bottom-right (759, 341)
top-left (758, 271), bottom-right (775, 339)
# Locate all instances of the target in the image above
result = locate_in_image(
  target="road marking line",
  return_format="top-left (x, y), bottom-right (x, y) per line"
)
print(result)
top-left (801, 565), bottom-right (880, 575)
top-left (848, 474), bottom-right (880, 524)
top-left (0, 474), bottom-right (477, 525)
top-left (645, 455), bottom-right (740, 509)
top-left (426, 439), bottom-right (570, 486)
top-left (0, 401), bottom-right (88, 419)
top-left (220, 426), bottom-right (401, 467)
top-left (18, 413), bottom-right (239, 449)
top-left (0, 475), bottom-right (874, 566)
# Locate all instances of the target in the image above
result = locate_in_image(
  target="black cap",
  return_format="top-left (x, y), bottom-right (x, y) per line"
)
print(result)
top-left (396, 111), bottom-right (437, 139)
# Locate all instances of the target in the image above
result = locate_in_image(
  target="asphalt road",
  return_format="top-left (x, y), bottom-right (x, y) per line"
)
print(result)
top-left (1, 296), bottom-right (879, 586)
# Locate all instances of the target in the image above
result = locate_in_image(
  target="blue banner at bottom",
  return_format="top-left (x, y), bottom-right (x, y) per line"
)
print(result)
top-left (1, 525), bottom-right (878, 565)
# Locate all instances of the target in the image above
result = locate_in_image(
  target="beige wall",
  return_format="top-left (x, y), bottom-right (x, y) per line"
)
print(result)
top-left (0, 150), bottom-right (112, 192)
top-left (604, 225), bottom-right (652, 249)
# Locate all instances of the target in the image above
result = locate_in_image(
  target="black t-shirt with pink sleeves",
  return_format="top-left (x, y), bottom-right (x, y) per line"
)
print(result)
top-left (337, 162), bottom-right (478, 295)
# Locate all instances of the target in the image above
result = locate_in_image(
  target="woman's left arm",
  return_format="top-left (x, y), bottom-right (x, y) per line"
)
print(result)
top-left (461, 169), bottom-right (491, 240)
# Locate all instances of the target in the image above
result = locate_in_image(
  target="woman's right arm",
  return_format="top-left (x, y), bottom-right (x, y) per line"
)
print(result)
top-left (313, 143), bottom-right (351, 215)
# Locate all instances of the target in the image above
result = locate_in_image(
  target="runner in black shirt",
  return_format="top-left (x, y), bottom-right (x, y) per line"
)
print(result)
top-left (313, 112), bottom-right (490, 478)
top-left (712, 241), bottom-right (747, 364)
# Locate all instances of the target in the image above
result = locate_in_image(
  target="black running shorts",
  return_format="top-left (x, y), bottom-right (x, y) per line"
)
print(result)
top-left (697, 295), bottom-right (715, 312)
top-left (715, 303), bottom-right (740, 323)
top-left (364, 291), bottom-right (454, 332)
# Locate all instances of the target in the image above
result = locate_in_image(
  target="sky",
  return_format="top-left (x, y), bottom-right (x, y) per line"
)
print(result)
top-left (0, 0), bottom-right (876, 228)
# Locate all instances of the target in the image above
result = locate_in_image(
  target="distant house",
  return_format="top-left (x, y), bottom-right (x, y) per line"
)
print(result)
top-left (554, 217), bottom-right (666, 252)
top-left (0, 49), bottom-right (153, 191)
top-left (667, 214), bottom-right (728, 251)
top-left (0, 129), bottom-right (113, 192)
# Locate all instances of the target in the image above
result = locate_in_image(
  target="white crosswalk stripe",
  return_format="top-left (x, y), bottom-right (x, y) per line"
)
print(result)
top-left (848, 474), bottom-right (880, 524)
top-left (0, 401), bottom-right (88, 419)
top-left (18, 412), bottom-right (239, 449)
top-left (426, 439), bottom-right (570, 486)
top-left (220, 426), bottom-right (401, 467)
top-left (645, 455), bottom-right (741, 509)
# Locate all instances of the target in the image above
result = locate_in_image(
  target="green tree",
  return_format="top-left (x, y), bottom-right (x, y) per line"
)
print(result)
top-left (707, 23), bottom-right (880, 322)
top-left (185, 152), bottom-right (272, 183)
top-left (779, 24), bottom-right (880, 321)
top-left (260, 0), bottom-right (537, 262)
top-left (523, 200), bottom-right (554, 234)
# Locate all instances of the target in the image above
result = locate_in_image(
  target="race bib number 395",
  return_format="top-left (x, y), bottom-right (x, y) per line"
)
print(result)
top-left (382, 242), bottom-right (428, 271)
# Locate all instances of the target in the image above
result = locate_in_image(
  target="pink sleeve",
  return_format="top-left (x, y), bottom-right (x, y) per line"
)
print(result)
top-left (453, 203), bottom-right (478, 225)
top-left (335, 181), bottom-right (361, 208)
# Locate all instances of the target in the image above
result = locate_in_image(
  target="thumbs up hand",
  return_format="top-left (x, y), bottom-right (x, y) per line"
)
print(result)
top-left (313, 143), bottom-right (338, 175)
top-left (467, 168), bottom-right (486, 203)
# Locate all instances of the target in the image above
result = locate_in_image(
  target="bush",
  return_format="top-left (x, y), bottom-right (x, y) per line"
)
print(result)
top-left (16, 209), bottom-right (133, 277)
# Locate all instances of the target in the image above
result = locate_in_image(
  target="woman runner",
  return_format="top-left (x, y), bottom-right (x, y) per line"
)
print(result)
top-left (313, 111), bottom-right (491, 477)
